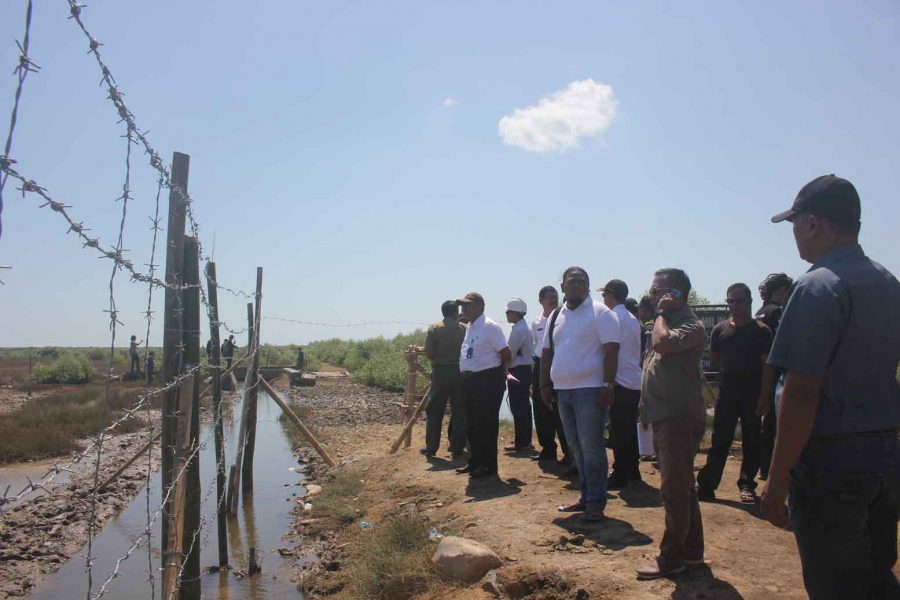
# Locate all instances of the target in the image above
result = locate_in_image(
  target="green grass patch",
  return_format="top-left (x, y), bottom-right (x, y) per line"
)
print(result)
top-left (340, 514), bottom-right (437, 600)
top-left (310, 469), bottom-right (365, 526)
top-left (305, 331), bottom-right (426, 392)
top-left (31, 353), bottom-right (93, 384)
top-left (0, 385), bottom-right (151, 464)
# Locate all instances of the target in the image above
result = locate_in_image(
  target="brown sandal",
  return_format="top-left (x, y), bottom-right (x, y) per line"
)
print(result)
top-left (557, 501), bottom-right (585, 513)
top-left (739, 489), bottom-right (758, 504)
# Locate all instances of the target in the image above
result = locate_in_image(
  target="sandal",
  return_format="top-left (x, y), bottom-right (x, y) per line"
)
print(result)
top-left (739, 489), bottom-right (758, 504)
top-left (557, 501), bottom-right (585, 513)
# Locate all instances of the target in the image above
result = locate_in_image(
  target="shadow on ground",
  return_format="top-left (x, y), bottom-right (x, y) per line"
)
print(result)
top-left (670, 564), bottom-right (744, 599)
top-left (464, 476), bottom-right (525, 502)
top-left (552, 514), bottom-right (653, 550)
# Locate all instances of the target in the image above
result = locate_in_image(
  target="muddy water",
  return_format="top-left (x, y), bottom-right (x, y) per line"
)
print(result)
top-left (28, 390), bottom-right (304, 599)
top-left (0, 460), bottom-right (72, 504)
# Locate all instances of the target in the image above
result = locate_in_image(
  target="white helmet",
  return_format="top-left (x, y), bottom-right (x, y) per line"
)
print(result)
top-left (505, 297), bottom-right (527, 314)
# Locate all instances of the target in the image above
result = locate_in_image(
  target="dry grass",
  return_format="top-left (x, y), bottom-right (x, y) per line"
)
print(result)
top-left (338, 514), bottom-right (438, 600)
top-left (310, 469), bottom-right (365, 527)
top-left (0, 384), bottom-right (151, 464)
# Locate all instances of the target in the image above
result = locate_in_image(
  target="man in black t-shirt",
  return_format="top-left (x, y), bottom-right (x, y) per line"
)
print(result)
top-left (754, 273), bottom-right (792, 480)
top-left (697, 283), bottom-right (772, 503)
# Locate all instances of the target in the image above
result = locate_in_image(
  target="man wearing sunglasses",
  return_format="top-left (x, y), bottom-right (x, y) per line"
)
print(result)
top-left (761, 175), bottom-right (900, 599)
top-left (636, 268), bottom-right (707, 580)
top-left (697, 283), bottom-right (772, 504)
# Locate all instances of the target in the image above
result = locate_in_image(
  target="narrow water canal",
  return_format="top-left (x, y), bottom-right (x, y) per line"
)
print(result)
top-left (29, 390), bottom-right (305, 599)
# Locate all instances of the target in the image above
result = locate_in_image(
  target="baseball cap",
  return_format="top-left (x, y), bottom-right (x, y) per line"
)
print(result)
top-left (456, 292), bottom-right (485, 305)
top-left (596, 279), bottom-right (629, 302)
top-left (441, 300), bottom-right (459, 312)
top-left (505, 297), bottom-right (527, 314)
top-left (770, 175), bottom-right (861, 225)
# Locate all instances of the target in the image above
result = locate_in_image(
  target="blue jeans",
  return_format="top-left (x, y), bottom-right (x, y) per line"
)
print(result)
top-left (789, 431), bottom-right (900, 599)
top-left (557, 387), bottom-right (609, 511)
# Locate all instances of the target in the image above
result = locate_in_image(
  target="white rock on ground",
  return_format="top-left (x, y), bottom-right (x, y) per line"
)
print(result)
top-left (432, 536), bottom-right (501, 583)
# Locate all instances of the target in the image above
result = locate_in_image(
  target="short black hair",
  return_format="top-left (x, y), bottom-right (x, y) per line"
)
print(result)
top-left (441, 300), bottom-right (459, 317)
top-left (624, 298), bottom-right (638, 316)
top-left (562, 266), bottom-right (589, 284)
top-left (726, 282), bottom-right (752, 301)
top-left (654, 268), bottom-right (691, 298)
top-left (538, 285), bottom-right (558, 301)
top-left (639, 295), bottom-right (654, 312)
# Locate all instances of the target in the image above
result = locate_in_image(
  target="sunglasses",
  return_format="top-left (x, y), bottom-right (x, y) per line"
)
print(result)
top-left (725, 298), bottom-right (749, 304)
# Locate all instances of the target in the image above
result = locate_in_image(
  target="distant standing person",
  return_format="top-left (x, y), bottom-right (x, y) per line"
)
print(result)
top-left (145, 351), bottom-right (155, 386)
top-left (598, 279), bottom-right (643, 489)
top-left (530, 286), bottom-right (570, 464)
top-left (754, 272), bottom-right (793, 481)
top-left (421, 300), bottom-right (467, 459)
top-left (504, 297), bottom-right (534, 452)
top-left (129, 335), bottom-right (143, 374)
top-left (541, 267), bottom-right (620, 521)
top-left (761, 175), bottom-right (900, 599)
top-left (636, 268), bottom-right (707, 579)
top-left (455, 293), bottom-right (511, 479)
top-left (696, 283), bottom-right (772, 503)
top-left (296, 346), bottom-right (305, 371)
top-left (206, 339), bottom-right (213, 361)
top-left (221, 335), bottom-right (236, 370)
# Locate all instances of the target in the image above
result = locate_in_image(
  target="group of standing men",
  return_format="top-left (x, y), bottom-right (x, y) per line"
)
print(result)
top-left (421, 175), bottom-right (900, 598)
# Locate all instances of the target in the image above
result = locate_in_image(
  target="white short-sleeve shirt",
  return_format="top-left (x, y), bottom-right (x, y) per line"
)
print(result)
top-left (507, 318), bottom-right (534, 368)
top-left (460, 314), bottom-right (508, 372)
top-left (541, 296), bottom-right (620, 390)
top-left (531, 314), bottom-right (548, 359)
top-left (612, 304), bottom-right (642, 390)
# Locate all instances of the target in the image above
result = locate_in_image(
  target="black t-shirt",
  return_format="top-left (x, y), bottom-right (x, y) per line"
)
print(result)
top-left (755, 302), bottom-right (783, 337)
top-left (710, 319), bottom-right (772, 377)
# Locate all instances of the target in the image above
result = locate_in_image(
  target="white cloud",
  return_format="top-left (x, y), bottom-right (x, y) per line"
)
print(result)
top-left (442, 98), bottom-right (458, 108)
top-left (498, 79), bottom-right (617, 152)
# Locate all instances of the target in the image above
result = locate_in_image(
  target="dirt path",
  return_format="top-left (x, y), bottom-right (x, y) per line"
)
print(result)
top-left (285, 379), bottom-right (810, 599)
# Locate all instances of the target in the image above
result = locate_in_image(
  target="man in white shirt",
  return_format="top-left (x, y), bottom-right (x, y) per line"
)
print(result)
top-left (504, 297), bottom-right (534, 452)
top-left (455, 292), bottom-right (512, 479)
top-left (530, 286), bottom-right (570, 463)
top-left (597, 279), bottom-right (644, 489)
top-left (540, 267), bottom-right (621, 520)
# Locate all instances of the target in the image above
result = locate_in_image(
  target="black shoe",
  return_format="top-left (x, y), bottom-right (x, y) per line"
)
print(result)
top-left (455, 464), bottom-right (475, 474)
top-left (450, 451), bottom-right (465, 460)
top-left (607, 475), bottom-right (628, 491)
top-left (557, 454), bottom-right (573, 466)
top-left (532, 450), bottom-right (557, 461)
top-left (698, 487), bottom-right (716, 502)
top-left (469, 467), bottom-right (496, 479)
top-left (419, 448), bottom-right (436, 457)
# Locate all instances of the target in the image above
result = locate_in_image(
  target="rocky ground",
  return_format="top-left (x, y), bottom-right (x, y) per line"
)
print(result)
top-left (277, 377), bottom-right (821, 599)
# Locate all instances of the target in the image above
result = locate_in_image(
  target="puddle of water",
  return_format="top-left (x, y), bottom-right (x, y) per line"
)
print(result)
top-left (29, 390), bottom-right (305, 599)
top-left (0, 460), bottom-right (71, 504)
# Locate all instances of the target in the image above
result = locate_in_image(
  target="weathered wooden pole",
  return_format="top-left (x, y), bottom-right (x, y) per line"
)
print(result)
top-left (162, 375), bottom-right (195, 600)
top-left (403, 352), bottom-right (417, 448)
top-left (161, 151), bottom-right (189, 574)
top-left (257, 376), bottom-right (336, 467)
top-left (241, 267), bottom-right (263, 493)
top-left (180, 237), bottom-right (202, 599)
top-left (390, 384), bottom-right (433, 454)
top-left (227, 301), bottom-right (255, 513)
top-left (205, 261), bottom-right (228, 567)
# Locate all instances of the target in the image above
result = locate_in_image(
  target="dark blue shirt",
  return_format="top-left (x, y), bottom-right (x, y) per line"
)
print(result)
top-left (768, 244), bottom-right (900, 437)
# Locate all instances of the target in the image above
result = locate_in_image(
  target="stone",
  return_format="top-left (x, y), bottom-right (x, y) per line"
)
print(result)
top-left (480, 570), bottom-right (502, 597)
top-left (432, 536), bottom-right (501, 583)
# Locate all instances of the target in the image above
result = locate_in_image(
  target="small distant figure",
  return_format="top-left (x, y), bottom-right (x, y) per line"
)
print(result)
top-left (129, 335), bottom-right (143, 374)
top-left (145, 351), bottom-right (155, 386)
top-left (503, 297), bottom-right (534, 453)
top-left (296, 346), bottom-right (305, 371)
top-left (221, 335), bottom-right (236, 370)
top-left (206, 339), bottom-right (213, 361)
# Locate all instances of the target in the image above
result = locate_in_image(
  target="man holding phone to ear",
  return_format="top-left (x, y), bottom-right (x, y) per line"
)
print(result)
top-left (636, 268), bottom-right (707, 580)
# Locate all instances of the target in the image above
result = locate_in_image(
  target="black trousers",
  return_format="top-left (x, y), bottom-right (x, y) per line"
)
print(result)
top-left (530, 357), bottom-right (569, 458)
top-left (130, 352), bottom-right (141, 373)
top-left (697, 380), bottom-right (762, 492)
top-left (609, 385), bottom-right (642, 481)
top-left (463, 366), bottom-right (505, 473)
top-left (424, 364), bottom-right (466, 454)
top-left (508, 364), bottom-right (533, 448)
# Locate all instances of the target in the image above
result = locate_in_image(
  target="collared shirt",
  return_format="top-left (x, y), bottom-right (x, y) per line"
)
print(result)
top-left (640, 308), bottom-right (706, 426)
top-left (507, 318), bottom-right (534, 368)
top-left (612, 304), bottom-right (642, 391)
top-left (541, 296), bottom-right (620, 390)
top-left (531, 314), bottom-right (549, 358)
top-left (424, 316), bottom-right (466, 366)
top-left (460, 314), bottom-right (508, 373)
top-left (768, 244), bottom-right (900, 437)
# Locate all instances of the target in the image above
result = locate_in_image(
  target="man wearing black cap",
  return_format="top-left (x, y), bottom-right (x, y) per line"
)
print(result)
top-left (421, 300), bottom-right (467, 458)
top-left (761, 175), bottom-right (900, 599)
top-left (455, 292), bottom-right (512, 478)
top-left (598, 279), bottom-right (644, 489)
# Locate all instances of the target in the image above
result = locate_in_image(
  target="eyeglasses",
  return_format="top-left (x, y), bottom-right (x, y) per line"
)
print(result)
top-left (649, 287), bottom-right (682, 299)
top-left (725, 298), bottom-right (748, 304)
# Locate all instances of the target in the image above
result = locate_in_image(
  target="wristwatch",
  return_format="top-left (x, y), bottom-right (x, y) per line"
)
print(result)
top-left (600, 382), bottom-right (614, 389)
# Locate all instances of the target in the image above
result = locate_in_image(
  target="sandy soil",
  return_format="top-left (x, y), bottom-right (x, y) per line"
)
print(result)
top-left (283, 378), bottom-right (813, 599)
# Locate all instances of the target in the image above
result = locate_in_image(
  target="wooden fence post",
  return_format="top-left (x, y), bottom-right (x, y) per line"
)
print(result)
top-left (161, 151), bottom-right (189, 581)
top-left (257, 376), bottom-right (336, 467)
top-left (227, 303), bottom-right (254, 514)
top-left (205, 260), bottom-right (228, 567)
top-left (162, 375), bottom-right (195, 600)
top-left (241, 267), bottom-right (263, 493)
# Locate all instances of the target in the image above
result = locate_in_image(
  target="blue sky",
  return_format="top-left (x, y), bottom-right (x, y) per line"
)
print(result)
top-left (1, 1), bottom-right (898, 347)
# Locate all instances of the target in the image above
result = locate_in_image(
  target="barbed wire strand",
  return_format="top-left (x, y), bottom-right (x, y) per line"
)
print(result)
top-left (0, 0), bottom-right (39, 241)
top-left (266, 315), bottom-right (429, 328)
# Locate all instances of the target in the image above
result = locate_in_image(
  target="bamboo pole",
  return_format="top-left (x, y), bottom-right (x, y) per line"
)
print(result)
top-left (389, 383), bottom-right (432, 454)
top-left (257, 376), bottom-right (336, 467)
